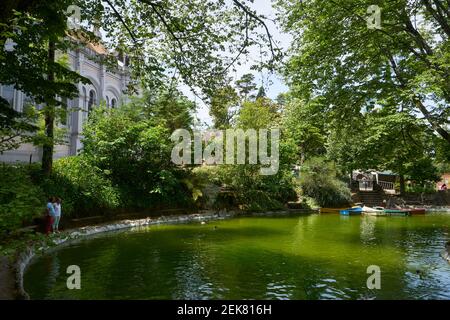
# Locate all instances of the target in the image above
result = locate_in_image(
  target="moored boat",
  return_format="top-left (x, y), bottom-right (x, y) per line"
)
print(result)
top-left (409, 208), bottom-right (426, 215)
top-left (340, 207), bottom-right (363, 215)
top-left (362, 206), bottom-right (388, 216)
top-left (384, 209), bottom-right (411, 216)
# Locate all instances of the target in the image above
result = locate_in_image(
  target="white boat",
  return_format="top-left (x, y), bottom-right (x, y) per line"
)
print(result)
top-left (362, 206), bottom-right (388, 216)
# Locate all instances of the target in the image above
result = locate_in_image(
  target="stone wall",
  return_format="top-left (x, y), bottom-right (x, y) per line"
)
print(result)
top-left (385, 191), bottom-right (450, 207)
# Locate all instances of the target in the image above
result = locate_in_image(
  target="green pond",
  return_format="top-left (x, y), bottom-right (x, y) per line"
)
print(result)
top-left (24, 212), bottom-right (450, 300)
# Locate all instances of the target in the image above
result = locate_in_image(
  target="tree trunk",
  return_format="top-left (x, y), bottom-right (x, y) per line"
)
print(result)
top-left (42, 40), bottom-right (55, 175)
top-left (413, 98), bottom-right (450, 144)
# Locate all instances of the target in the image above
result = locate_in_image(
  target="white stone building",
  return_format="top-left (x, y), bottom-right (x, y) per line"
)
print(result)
top-left (0, 40), bottom-right (131, 163)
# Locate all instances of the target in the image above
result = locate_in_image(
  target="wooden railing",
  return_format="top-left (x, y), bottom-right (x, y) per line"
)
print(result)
top-left (378, 181), bottom-right (394, 190)
top-left (356, 180), bottom-right (395, 191)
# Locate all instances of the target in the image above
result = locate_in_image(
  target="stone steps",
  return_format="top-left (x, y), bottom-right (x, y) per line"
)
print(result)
top-left (358, 191), bottom-right (384, 207)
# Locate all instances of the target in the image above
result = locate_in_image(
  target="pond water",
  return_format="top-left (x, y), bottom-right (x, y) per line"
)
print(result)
top-left (24, 212), bottom-right (450, 300)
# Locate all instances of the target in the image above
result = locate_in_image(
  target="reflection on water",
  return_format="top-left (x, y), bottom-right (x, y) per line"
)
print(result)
top-left (24, 212), bottom-right (450, 300)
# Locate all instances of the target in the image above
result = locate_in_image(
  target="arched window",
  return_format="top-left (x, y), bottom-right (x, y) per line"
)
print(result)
top-left (106, 96), bottom-right (109, 108)
top-left (88, 89), bottom-right (96, 113)
top-left (111, 98), bottom-right (117, 108)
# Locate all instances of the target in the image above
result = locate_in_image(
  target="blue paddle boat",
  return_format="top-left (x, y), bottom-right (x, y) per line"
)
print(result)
top-left (340, 207), bottom-right (363, 215)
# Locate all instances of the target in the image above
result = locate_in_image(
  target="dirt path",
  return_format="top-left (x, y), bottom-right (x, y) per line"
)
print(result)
top-left (0, 256), bottom-right (16, 300)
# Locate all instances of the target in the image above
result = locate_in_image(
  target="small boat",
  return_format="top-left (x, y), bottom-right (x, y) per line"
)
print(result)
top-left (409, 208), bottom-right (426, 215)
top-left (362, 206), bottom-right (384, 213)
top-left (340, 207), bottom-right (363, 215)
top-left (384, 209), bottom-right (411, 216)
top-left (362, 206), bottom-right (388, 216)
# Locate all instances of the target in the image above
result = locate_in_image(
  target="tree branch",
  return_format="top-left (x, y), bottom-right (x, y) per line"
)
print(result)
top-left (232, 0), bottom-right (276, 60)
top-left (103, 0), bottom-right (139, 45)
top-left (223, 13), bottom-right (249, 74)
top-left (386, 48), bottom-right (450, 143)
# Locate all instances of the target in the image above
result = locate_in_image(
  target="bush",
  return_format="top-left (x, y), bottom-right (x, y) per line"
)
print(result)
top-left (0, 164), bottom-right (45, 236)
top-left (299, 157), bottom-right (352, 207)
top-left (81, 106), bottom-right (195, 209)
top-left (405, 182), bottom-right (437, 194)
top-left (38, 156), bottom-right (120, 218)
top-left (216, 164), bottom-right (297, 212)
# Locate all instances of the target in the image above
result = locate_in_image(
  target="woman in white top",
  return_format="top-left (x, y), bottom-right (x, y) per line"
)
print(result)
top-left (52, 197), bottom-right (62, 233)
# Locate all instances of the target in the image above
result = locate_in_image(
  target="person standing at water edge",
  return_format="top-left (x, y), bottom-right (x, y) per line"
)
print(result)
top-left (52, 197), bottom-right (62, 233)
top-left (45, 197), bottom-right (56, 235)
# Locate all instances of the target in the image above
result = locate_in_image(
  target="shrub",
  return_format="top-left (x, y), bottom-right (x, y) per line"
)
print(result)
top-left (39, 156), bottom-right (120, 218)
top-left (81, 106), bottom-right (194, 209)
top-left (216, 164), bottom-right (297, 212)
top-left (299, 157), bottom-right (352, 207)
top-left (0, 164), bottom-right (45, 236)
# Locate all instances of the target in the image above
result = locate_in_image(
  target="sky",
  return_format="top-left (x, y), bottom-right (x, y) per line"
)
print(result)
top-left (180, 0), bottom-right (293, 126)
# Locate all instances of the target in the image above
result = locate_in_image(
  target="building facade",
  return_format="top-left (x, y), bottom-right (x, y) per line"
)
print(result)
top-left (0, 42), bottom-right (131, 163)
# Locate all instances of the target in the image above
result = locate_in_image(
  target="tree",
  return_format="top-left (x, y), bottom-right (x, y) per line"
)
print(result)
top-left (0, 97), bottom-right (37, 154)
top-left (434, 136), bottom-right (450, 174)
top-left (256, 86), bottom-right (266, 99)
top-left (299, 157), bottom-right (352, 207)
top-left (0, 1), bottom-right (90, 174)
top-left (238, 97), bottom-right (279, 129)
top-left (326, 105), bottom-right (441, 193)
top-left (282, 97), bottom-right (327, 164)
top-left (235, 73), bottom-right (257, 100)
top-left (277, 0), bottom-right (450, 144)
top-left (83, 0), bottom-right (280, 97)
top-left (209, 85), bottom-right (239, 129)
top-left (1, 0), bottom-right (280, 173)
top-left (215, 96), bottom-right (298, 211)
top-left (135, 87), bottom-right (196, 132)
top-left (81, 104), bottom-right (187, 208)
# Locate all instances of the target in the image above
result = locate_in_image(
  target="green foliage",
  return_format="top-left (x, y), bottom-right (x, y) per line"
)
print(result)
top-left (235, 73), bottom-right (257, 100)
top-left (238, 98), bottom-right (280, 129)
top-left (209, 85), bottom-right (239, 129)
top-left (436, 162), bottom-right (450, 175)
top-left (281, 97), bottom-right (327, 163)
top-left (299, 158), bottom-right (352, 207)
top-left (256, 86), bottom-right (266, 99)
top-left (131, 89), bottom-right (196, 132)
top-left (0, 164), bottom-right (44, 236)
top-left (405, 182), bottom-right (437, 194)
top-left (0, 227), bottom-right (56, 257)
top-left (0, 97), bottom-right (38, 153)
top-left (1, 0), bottom-right (279, 174)
top-left (402, 157), bottom-right (440, 185)
top-left (39, 156), bottom-right (120, 217)
top-left (77, 0), bottom-right (279, 96)
top-left (216, 163), bottom-right (297, 211)
top-left (275, 0), bottom-right (450, 189)
top-left (277, 0), bottom-right (450, 144)
top-left (0, 2), bottom-right (89, 106)
top-left (326, 107), bottom-right (442, 187)
top-left (186, 166), bottom-right (223, 208)
top-left (434, 137), bottom-right (450, 174)
top-left (210, 98), bottom-right (298, 211)
top-left (0, 1), bottom-right (92, 173)
top-left (81, 102), bottom-right (195, 209)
